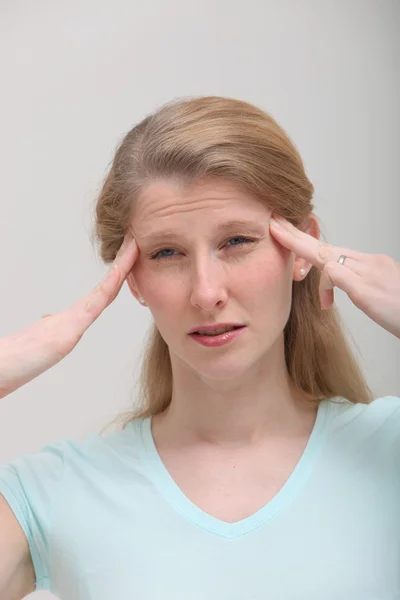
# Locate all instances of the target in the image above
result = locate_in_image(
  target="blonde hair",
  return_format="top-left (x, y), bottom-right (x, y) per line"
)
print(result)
top-left (92, 95), bottom-right (373, 434)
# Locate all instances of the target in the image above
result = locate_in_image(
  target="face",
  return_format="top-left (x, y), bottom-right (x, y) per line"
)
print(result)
top-left (127, 177), bottom-right (317, 381)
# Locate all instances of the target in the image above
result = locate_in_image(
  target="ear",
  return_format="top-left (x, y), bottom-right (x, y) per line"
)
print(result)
top-left (292, 213), bottom-right (320, 281)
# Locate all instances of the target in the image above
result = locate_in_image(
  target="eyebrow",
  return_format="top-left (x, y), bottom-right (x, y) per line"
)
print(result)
top-left (140, 219), bottom-right (264, 241)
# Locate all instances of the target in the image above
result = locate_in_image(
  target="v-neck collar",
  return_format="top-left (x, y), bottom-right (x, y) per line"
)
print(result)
top-left (134, 398), bottom-right (332, 539)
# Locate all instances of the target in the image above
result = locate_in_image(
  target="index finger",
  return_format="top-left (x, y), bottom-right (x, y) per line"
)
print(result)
top-left (67, 231), bottom-right (138, 325)
top-left (269, 216), bottom-right (359, 270)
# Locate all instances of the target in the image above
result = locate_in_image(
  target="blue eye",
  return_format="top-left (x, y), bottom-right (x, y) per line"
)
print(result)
top-left (151, 248), bottom-right (176, 260)
top-left (226, 236), bottom-right (253, 248)
top-left (150, 237), bottom-right (254, 260)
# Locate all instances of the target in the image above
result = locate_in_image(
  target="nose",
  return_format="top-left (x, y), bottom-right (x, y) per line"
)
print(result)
top-left (189, 257), bottom-right (229, 311)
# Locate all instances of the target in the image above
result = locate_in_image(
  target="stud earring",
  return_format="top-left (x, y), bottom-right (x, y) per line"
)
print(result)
top-left (299, 268), bottom-right (306, 277)
top-left (139, 297), bottom-right (145, 304)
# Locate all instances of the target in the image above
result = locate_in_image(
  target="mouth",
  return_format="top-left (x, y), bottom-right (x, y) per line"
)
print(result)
top-left (189, 325), bottom-right (245, 337)
top-left (188, 325), bottom-right (247, 346)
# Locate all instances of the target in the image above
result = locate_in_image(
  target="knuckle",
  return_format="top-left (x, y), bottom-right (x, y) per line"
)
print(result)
top-left (83, 295), bottom-right (102, 316)
top-left (84, 300), bottom-right (93, 313)
top-left (376, 253), bottom-right (395, 268)
top-left (317, 242), bottom-right (334, 262)
top-left (93, 279), bottom-right (112, 297)
top-left (322, 260), bottom-right (335, 272)
top-left (86, 283), bottom-right (115, 314)
top-left (320, 261), bottom-right (336, 280)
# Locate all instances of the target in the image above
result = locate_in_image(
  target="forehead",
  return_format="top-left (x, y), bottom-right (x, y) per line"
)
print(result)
top-left (131, 177), bottom-right (270, 236)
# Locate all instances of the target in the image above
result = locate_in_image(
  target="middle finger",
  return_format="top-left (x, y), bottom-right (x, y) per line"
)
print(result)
top-left (269, 216), bottom-right (364, 272)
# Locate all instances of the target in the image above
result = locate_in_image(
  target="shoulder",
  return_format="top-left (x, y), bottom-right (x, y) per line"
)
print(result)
top-left (326, 395), bottom-right (400, 445)
top-left (0, 418), bottom-right (146, 488)
top-left (329, 394), bottom-right (400, 422)
top-left (60, 418), bottom-right (145, 473)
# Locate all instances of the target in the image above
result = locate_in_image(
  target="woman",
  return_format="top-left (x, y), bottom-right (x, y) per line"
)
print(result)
top-left (0, 96), bottom-right (399, 599)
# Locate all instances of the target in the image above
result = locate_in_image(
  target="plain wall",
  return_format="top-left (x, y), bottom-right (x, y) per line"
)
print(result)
top-left (0, 0), bottom-right (399, 598)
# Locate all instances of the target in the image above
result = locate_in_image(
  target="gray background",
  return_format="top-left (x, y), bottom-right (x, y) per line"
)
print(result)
top-left (0, 0), bottom-right (399, 597)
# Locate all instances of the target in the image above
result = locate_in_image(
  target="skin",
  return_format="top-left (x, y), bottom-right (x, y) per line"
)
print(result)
top-left (126, 176), bottom-right (320, 449)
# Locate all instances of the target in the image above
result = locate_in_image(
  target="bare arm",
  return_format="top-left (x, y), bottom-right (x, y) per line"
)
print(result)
top-left (0, 231), bottom-right (138, 398)
top-left (0, 494), bottom-right (36, 600)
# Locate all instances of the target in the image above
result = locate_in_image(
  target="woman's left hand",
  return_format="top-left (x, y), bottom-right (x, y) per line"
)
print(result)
top-left (269, 215), bottom-right (400, 339)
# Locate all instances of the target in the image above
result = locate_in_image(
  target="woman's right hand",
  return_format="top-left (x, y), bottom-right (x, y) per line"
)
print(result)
top-left (0, 231), bottom-right (139, 399)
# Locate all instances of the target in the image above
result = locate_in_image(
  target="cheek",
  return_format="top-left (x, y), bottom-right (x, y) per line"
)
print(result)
top-left (132, 261), bottom-right (183, 311)
top-left (236, 247), bottom-right (293, 303)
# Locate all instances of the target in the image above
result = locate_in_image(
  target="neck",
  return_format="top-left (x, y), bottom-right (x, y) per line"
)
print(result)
top-left (152, 337), bottom-right (318, 449)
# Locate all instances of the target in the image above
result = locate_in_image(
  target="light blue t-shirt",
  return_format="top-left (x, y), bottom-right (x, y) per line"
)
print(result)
top-left (1, 395), bottom-right (400, 599)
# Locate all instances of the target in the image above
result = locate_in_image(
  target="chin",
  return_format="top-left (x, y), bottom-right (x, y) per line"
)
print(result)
top-left (187, 347), bottom-right (262, 381)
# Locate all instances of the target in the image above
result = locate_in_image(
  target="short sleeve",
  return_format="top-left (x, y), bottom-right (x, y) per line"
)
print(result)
top-left (0, 439), bottom-right (66, 592)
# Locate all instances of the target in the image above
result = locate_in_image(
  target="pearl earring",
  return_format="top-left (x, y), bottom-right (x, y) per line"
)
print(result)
top-left (139, 297), bottom-right (146, 304)
top-left (299, 268), bottom-right (306, 277)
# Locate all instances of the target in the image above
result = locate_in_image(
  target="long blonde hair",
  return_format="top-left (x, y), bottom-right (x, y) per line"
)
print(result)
top-left (92, 96), bottom-right (373, 433)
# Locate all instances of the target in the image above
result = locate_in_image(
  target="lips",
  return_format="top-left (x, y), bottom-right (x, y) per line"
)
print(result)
top-left (188, 323), bottom-right (244, 334)
top-left (193, 326), bottom-right (241, 335)
top-left (189, 325), bottom-right (247, 346)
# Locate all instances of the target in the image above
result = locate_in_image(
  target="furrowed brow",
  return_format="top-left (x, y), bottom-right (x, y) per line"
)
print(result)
top-left (140, 219), bottom-right (264, 241)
